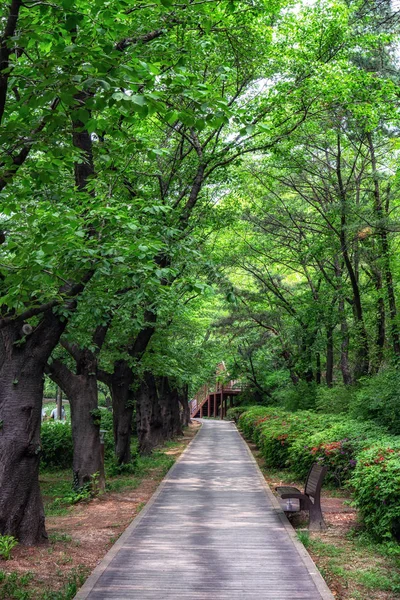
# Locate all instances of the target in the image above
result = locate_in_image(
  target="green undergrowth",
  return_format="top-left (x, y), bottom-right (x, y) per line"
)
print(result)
top-left (297, 531), bottom-right (400, 597)
top-left (0, 567), bottom-right (89, 600)
top-left (41, 439), bottom-right (177, 516)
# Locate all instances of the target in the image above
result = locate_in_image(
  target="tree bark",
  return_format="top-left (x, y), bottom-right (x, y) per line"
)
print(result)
top-left (369, 268), bottom-right (385, 374)
top-left (325, 326), bottom-right (334, 387)
top-left (368, 132), bottom-right (400, 359)
top-left (109, 359), bottom-right (135, 465)
top-left (136, 372), bottom-right (164, 454)
top-left (316, 352), bottom-right (321, 385)
top-left (178, 384), bottom-right (190, 427)
top-left (47, 353), bottom-right (105, 491)
top-left (336, 135), bottom-right (369, 379)
top-left (157, 377), bottom-right (183, 439)
top-left (0, 313), bottom-right (66, 544)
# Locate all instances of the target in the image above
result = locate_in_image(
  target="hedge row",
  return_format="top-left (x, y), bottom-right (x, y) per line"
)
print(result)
top-left (40, 409), bottom-right (121, 471)
top-left (235, 406), bottom-right (400, 541)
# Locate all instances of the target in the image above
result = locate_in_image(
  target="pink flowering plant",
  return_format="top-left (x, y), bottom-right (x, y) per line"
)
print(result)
top-left (289, 421), bottom-right (386, 486)
top-left (351, 442), bottom-right (400, 541)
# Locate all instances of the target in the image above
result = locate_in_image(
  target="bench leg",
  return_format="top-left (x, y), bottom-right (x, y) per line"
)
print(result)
top-left (308, 504), bottom-right (327, 531)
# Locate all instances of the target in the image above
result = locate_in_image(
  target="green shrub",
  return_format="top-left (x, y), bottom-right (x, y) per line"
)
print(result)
top-left (289, 420), bottom-right (387, 486)
top-left (226, 405), bottom-right (251, 422)
top-left (351, 441), bottom-right (400, 541)
top-left (273, 381), bottom-right (318, 411)
top-left (257, 411), bottom-right (333, 469)
top-left (40, 421), bottom-right (73, 469)
top-left (238, 406), bottom-right (285, 441)
top-left (315, 385), bottom-right (354, 414)
top-left (351, 370), bottom-right (400, 434)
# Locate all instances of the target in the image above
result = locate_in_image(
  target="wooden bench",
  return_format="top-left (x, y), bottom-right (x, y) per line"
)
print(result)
top-left (275, 463), bottom-right (327, 531)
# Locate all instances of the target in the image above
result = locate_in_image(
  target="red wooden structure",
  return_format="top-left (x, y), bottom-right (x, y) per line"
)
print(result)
top-left (189, 362), bottom-right (243, 419)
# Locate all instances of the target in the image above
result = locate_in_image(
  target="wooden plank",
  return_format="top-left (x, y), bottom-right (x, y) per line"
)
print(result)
top-left (75, 420), bottom-right (333, 600)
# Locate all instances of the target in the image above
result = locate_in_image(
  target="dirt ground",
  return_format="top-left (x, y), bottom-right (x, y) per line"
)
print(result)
top-left (2, 422), bottom-right (200, 597)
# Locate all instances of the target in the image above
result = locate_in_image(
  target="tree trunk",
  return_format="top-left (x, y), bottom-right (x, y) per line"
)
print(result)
top-left (136, 372), bottom-right (164, 455)
top-left (325, 326), bottom-right (334, 387)
top-left (368, 132), bottom-right (400, 359)
top-left (0, 314), bottom-right (66, 544)
top-left (339, 299), bottom-right (352, 385)
top-left (316, 352), bottom-right (321, 385)
top-left (369, 268), bottom-right (385, 374)
top-left (158, 377), bottom-right (183, 439)
top-left (48, 354), bottom-right (105, 491)
top-left (178, 384), bottom-right (190, 427)
top-left (336, 136), bottom-right (369, 379)
top-left (110, 360), bottom-right (135, 465)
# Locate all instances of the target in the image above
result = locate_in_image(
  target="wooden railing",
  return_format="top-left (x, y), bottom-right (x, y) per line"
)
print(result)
top-left (189, 379), bottom-right (243, 417)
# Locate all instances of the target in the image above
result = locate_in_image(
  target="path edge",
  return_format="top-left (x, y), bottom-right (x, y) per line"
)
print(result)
top-left (236, 423), bottom-right (334, 600)
top-left (73, 423), bottom-right (202, 599)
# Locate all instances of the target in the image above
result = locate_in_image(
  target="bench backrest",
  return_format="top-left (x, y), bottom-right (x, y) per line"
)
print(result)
top-left (304, 463), bottom-right (327, 498)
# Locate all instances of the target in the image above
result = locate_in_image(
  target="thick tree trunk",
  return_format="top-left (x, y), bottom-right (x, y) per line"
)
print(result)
top-left (70, 379), bottom-right (104, 491)
top-left (178, 385), bottom-right (190, 427)
top-left (158, 377), bottom-right (183, 439)
top-left (136, 372), bottom-right (164, 455)
top-left (48, 354), bottom-right (105, 491)
top-left (109, 360), bottom-right (135, 465)
top-left (0, 314), bottom-right (65, 544)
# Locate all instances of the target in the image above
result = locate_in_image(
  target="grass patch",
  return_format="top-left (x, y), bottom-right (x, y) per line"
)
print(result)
top-left (135, 451), bottom-right (175, 477)
top-left (48, 532), bottom-right (72, 543)
top-left (0, 567), bottom-right (89, 600)
top-left (40, 439), bottom-right (177, 513)
top-left (297, 532), bottom-right (400, 596)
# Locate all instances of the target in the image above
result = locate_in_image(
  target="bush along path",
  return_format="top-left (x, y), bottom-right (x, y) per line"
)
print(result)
top-left (0, 424), bottom-right (200, 600)
top-left (231, 406), bottom-right (400, 599)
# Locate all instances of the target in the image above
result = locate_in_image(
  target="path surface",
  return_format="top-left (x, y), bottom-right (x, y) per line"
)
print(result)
top-left (75, 420), bottom-right (333, 600)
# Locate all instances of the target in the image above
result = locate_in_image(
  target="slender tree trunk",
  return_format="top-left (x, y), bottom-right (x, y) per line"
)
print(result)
top-left (334, 261), bottom-right (353, 386)
top-left (325, 326), bottom-right (334, 387)
top-left (47, 354), bottom-right (105, 491)
top-left (338, 298), bottom-right (352, 385)
top-left (0, 314), bottom-right (66, 544)
top-left (368, 132), bottom-right (400, 359)
top-left (336, 135), bottom-right (369, 378)
top-left (316, 352), bottom-right (321, 385)
top-left (369, 268), bottom-right (385, 374)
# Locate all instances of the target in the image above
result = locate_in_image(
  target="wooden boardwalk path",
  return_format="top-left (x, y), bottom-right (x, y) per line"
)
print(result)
top-left (75, 420), bottom-right (333, 600)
